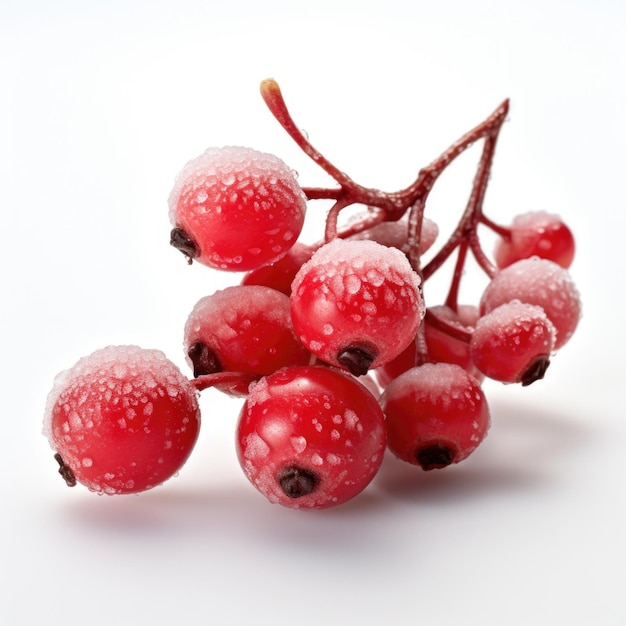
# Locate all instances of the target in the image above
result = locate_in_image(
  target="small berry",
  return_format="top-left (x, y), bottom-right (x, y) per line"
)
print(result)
top-left (494, 211), bottom-right (575, 269)
top-left (480, 257), bottom-right (581, 349)
top-left (241, 242), bottom-right (314, 296)
top-left (470, 301), bottom-right (556, 385)
top-left (347, 215), bottom-right (439, 256)
top-left (380, 363), bottom-right (490, 470)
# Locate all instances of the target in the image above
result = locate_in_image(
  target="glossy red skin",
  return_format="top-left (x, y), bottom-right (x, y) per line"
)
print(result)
top-left (45, 346), bottom-right (200, 495)
top-left (241, 242), bottom-right (314, 296)
top-left (480, 257), bottom-right (581, 350)
top-left (470, 302), bottom-right (555, 383)
top-left (347, 216), bottom-right (439, 256)
top-left (184, 285), bottom-right (311, 382)
top-left (374, 305), bottom-right (482, 388)
top-left (290, 239), bottom-right (423, 371)
top-left (380, 363), bottom-right (490, 468)
top-left (236, 366), bottom-right (386, 509)
top-left (494, 211), bottom-right (575, 269)
top-left (169, 147), bottom-right (307, 271)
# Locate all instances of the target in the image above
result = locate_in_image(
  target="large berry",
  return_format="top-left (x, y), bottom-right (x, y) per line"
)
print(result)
top-left (290, 238), bottom-right (424, 376)
top-left (236, 366), bottom-right (386, 509)
top-left (169, 146), bottom-right (307, 270)
top-left (44, 346), bottom-right (200, 495)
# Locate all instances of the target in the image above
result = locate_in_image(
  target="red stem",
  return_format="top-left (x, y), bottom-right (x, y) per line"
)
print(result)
top-left (261, 79), bottom-right (510, 308)
top-left (422, 125), bottom-right (506, 281)
top-left (261, 78), bottom-right (509, 223)
top-left (424, 309), bottom-right (472, 343)
top-left (444, 240), bottom-right (469, 311)
top-left (481, 214), bottom-right (512, 238)
top-left (191, 371), bottom-right (258, 392)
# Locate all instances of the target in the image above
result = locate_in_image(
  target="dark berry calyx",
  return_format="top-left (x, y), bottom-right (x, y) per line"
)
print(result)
top-left (278, 465), bottom-right (318, 498)
top-left (188, 342), bottom-right (222, 377)
top-left (415, 443), bottom-right (456, 471)
top-left (337, 345), bottom-right (376, 376)
top-left (54, 453), bottom-right (76, 487)
top-left (520, 355), bottom-right (550, 386)
top-left (170, 227), bottom-right (199, 264)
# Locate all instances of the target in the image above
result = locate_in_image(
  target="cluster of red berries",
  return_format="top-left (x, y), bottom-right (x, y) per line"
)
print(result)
top-left (44, 79), bottom-right (581, 510)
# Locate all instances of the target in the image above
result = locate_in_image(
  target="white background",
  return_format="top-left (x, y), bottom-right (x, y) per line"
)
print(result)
top-left (1, 1), bottom-right (624, 624)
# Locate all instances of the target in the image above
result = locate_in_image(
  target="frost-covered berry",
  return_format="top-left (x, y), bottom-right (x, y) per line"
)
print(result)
top-left (494, 211), bottom-right (575, 269)
top-left (44, 346), bottom-right (201, 495)
top-left (184, 285), bottom-right (311, 393)
top-left (470, 301), bottom-right (556, 385)
top-left (380, 363), bottom-right (490, 470)
top-left (480, 257), bottom-right (581, 349)
top-left (236, 365), bottom-right (386, 509)
top-left (169, 146), bottom-right (307, 270)
top-left (290, 238), bottom-right (424, 376)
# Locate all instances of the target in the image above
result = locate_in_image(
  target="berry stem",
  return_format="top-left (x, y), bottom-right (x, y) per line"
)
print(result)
top-left (390, 99), bottom-right (509, 212)
top-left (480, 214), bottom-right (512, 239)
top-left (324, 197), bottom-right (354, 243)
top-left (424, 308), bottom-right (473, 343)
top-left (191, 371), bottom-right (259, 392)
top-left (261, 78), bottom-right (508, 223)
top-left (260, 79), bottom-right (360, 194)
top-left (406, 196), bottom-right (427, 274)
top-left (444, 240), bottom-right (469, 312)
top-left (54, 452), bottom-right (76, 487)
top-left (422, 125), bottom-right (506, 281)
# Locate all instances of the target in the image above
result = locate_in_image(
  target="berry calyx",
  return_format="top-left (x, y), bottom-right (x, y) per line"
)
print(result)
top-left (277, 465), bottom-right (319, 499)
top-left (170, 227), bottom-right (199, 263)
top-left (187, 341), bottom-right (222, 377)
top-left (415, 443), bottom-right (456, 471)
top-left (337, 345), bottom-right (377, 377)
top-left (520, 355), bottom-right (551, 386)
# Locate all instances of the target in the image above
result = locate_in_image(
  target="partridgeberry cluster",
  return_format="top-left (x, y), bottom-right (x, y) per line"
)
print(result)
top-left (44, 79), bottom-right (581, 509)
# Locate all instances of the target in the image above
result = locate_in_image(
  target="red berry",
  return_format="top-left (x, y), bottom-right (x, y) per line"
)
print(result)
top-left (241, 242), bottom-right (314, 296)
top-left (184, 285), bottom-right (311, 394)
top-left (290, 238), bottom-right (424, 376)
top-left (236, 365), bottom-right (386, 509)
top-left (347, 215), bottom-right (439, 256)
top-left (169, 146), bottom-right (307, 270)
top-left (374, 304), bottom-right (481, 388)
top-left (480, 257), bottom-right (581, 349)
top-left (470, 301), bottom-right (556, 385)
top-left (44, 346), bottom-right (200, 495)
top-left (494, 211), bottom-right (575, 269)
top-left (380, 363), bottom-right (490, 470)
